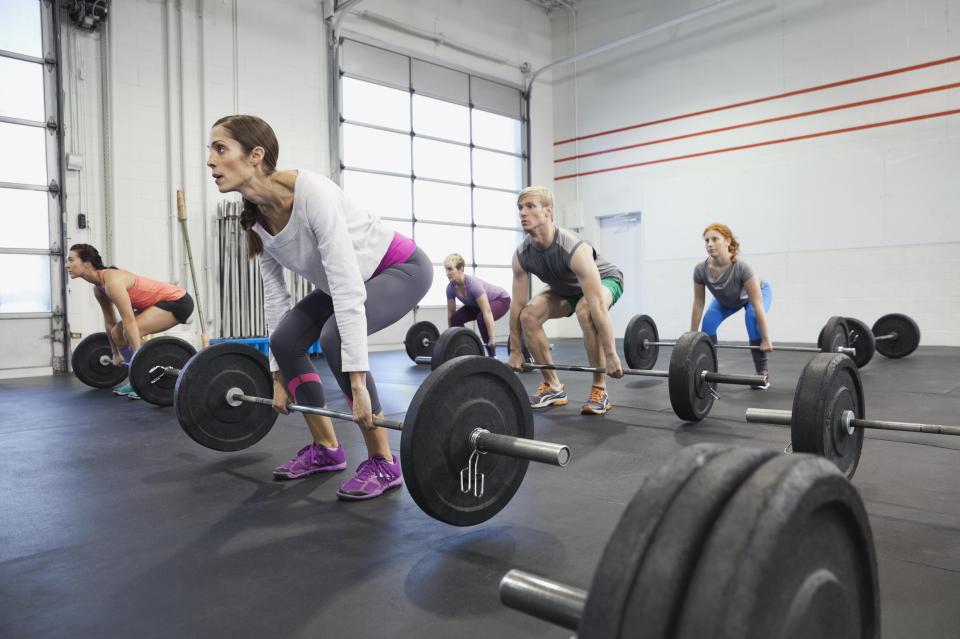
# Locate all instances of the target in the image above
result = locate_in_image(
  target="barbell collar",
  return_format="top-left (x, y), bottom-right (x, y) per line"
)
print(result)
top-left (745, 407), bottom-right (794, 425)
top-left (499, 569), bottom-right (586, 631)
top-left (872, 332), bottom-right (898, 342)
top-left (472, 428), bottom-right (571, 467)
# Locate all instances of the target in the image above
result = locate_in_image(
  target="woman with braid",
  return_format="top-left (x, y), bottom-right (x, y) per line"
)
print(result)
top-left (66, 244), bottom-right (194, 398)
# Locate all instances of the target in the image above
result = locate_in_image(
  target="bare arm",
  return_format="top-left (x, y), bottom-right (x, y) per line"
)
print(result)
top-left (569, 244), bottom-right (619, 368)
top-left (744, 275), bottom-right (771, 349)
top-left (509, 253), bottom-right (529, 360)
top-left (690, 282), bottom-right (706, 332)
top-left (103, 273), bottom-right (142, 351)
top-left (94, 287), bottom-right (120, 356)
top-left (475, 292), bottom-right (496, 346)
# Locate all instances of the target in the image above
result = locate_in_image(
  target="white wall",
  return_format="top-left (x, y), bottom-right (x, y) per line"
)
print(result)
top-left (61, 0), bottom-right (554, 349)
top-left (549, 0), bottom-right (960, 346)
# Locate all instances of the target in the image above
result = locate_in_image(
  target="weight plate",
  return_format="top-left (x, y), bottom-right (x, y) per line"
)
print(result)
top-left (668, 332), bottom-right (718, 422)
top-left (405, 321), bottom-right (439, 362)
top-left (431, 327), bottom-right (484, 370)
top-left (400, 356), bottom-right (534, 526)
top-left (72, 332), bottom-right (129, 389)
top-left (872, 313), bottom-right (920, 359)
top-left (843, 317), bottom-right (875, 369)
top-left (623, 314), bottom-right (660, 370)
top-left (676, 453), bottom-right (878, 639)
top-left (791, 353), bottom-right (865, 480)
top-left (174, 343), bottom-right (278, 451)
top-left (129, 336), bottom-right (197, 406)
top-left (817, 316), bottom-right (849, 353)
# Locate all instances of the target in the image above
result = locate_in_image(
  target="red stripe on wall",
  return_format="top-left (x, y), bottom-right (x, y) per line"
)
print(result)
top-left (553, 54), bottom-right (960, 147)
top-left (554, 82), bottom-right (960, 163)
top-left (554, 108), bottom-right (960, 181)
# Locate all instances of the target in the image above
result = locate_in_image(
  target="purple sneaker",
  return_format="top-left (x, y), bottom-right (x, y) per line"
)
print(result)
top-left (336, 454), bottom-right (403, 501)
top-left (273, 443), bottom-right (347, 480)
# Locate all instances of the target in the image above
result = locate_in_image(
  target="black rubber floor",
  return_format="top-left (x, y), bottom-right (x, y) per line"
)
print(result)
top-left (1, 340), bottom-right (957, 638)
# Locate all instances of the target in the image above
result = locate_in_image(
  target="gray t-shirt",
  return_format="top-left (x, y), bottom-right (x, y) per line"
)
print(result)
top-left (693, 259), bottom-right (762, 308)
top-left (517, 227), bottom-right (623, 297)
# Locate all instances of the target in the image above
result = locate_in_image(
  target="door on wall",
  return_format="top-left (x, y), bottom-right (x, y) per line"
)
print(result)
top-left (0, 0), bottom-right (66, 378)
top-left (596, 212), bottom-right (641, 337)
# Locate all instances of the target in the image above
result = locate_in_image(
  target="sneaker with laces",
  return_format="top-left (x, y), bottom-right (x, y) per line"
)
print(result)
top-left (752, 370), bottom-right (771, 390)
top-left (273, 443), bottom-right (347, 480)
top-left (112, 383), bottom-right (135, 396)
top-left (530, 383), bottom-right (568, 409)
top-left (581, 385), bottom-right (612, 415)
top-left (336, 454), bottom-right (403, 500)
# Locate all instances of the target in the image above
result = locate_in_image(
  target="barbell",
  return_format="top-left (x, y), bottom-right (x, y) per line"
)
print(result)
top-left (744, 352), bottom-right (959, 479)
top-left (499, 443), bottom-right (878, 638)
top-left (843, 313), bottom-right (921, 368)
top-left (405, 321), bottom-right (538, 367)
top-left (170, 342), bottom-right (571, 526)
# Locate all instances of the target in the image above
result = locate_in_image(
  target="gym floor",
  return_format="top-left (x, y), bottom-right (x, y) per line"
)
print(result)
top-left (1, 340), bottom-right (958, 638)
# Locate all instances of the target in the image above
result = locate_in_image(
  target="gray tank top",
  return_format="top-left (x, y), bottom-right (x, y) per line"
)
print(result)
top-left (517, 227), bottom-right (623, 297)
top-left (693, 258), bottom-right (762, 308)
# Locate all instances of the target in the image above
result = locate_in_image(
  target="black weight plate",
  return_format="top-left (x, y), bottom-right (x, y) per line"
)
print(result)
top-left (405, 321), bottom-right (439, 362)
top-left (129, 336), bottom-right (197, 406)
top-left (578, 443), bottom-right (736, 639)
top-left (676, 453), bottom-right (878, 639)
top-left (71, 332), bottom-right (129, 389)
top-left (843, 317), bottom-right (875, 369)
top-left (174, 343), bottom-right (278, 451)
top-left (400, 356), bottom-right (534, 526)
top-left (817, 316), bottom-right (849, 353)
top-left (431, 327), bottom-right (484, 370)
top-left (668, 332), bottom-right (717, 422)
top-left (623, 314), bottom-right (660, 370)
top-left (791, 353), bottom-right (865, 479)
top-left (617, 447), bottom-right (777, 639)
top-left (872, 313), bottom-right (920, 359)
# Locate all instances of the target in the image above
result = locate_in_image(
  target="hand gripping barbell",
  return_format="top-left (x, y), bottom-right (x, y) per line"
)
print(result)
top-left (743, 352), bottom-right (959, 479)
top-left (169, 342), bottom-right (570, 526)
top-left (498, 443), bottom-right (878, 639)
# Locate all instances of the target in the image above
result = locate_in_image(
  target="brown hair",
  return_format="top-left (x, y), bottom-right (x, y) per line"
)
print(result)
top-left (212, 114), bottom-right (279, 257)
top-left (702, 223), bottom-right (740, 261)
top-left (69, 243), bottom-right (116, 270)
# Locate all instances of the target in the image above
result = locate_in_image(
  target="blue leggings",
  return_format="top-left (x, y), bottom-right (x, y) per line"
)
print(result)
top-left (701, 282), bottom-right (772, 371)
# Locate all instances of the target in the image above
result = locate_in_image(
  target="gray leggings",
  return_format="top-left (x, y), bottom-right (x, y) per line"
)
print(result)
top-left (269, 247), bottom-right (433, 413)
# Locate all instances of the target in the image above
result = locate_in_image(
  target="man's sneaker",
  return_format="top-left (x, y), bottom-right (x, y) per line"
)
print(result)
top-left (112, 383), bottom-right (135, 396)
top-left (752, 370), bottom-right (771, 390)
top-left (530, 383), bottom-right (568, 409)
top-left (581, 385), bottom-right (612, 415)
top-left (337, 454), bottom-right (403, 501)
top-left (273, 443), bottom-right (347, 480)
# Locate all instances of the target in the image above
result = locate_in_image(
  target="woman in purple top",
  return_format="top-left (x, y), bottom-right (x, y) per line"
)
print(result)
top-left (444, 253), bottom-right (511, 356)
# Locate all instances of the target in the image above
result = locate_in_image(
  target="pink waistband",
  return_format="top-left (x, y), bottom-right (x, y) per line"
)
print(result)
top-left (371, 232), bottom-right (417, 278)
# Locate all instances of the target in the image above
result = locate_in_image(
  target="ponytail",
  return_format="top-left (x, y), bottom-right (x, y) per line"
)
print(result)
top-left (240, 199), bottom-right (265, 257)
top-left (69, 243), bottom-right (117, 270)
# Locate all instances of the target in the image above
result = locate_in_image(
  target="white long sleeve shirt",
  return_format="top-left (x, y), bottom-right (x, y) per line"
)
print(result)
top-left (255, 170), bottom-right (393, 372)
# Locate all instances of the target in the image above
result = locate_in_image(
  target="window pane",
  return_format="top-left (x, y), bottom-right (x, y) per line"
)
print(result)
top-left (0, 253), bottom-right (50, 312)
top-left (415, 222), bottom-right (471, 267)
top-left (0, 0), bottom-right (42, 58)
top-left (341, 77), bottom-right (410, 131)
top-left (0, 122), bottom-right (47, 185)
top-left (413, 138), bottom-right (469, 183)
top-left (343, 124), bottom-right (410, 174)
top-left (413, 94), bottom-right (469, 143)
top-left (421, 264), bottom-right (451, 306)
top-left (473, 266), bottom-right (513, 297)
top-left (474, 188), bottom-right (517, 228)
top-left (342, 170), bottom-right (411, 219)
top-left (0, 188), bottom-right (48, 248)
top-left (414, 180), bottom-right (470, 224)
top-left (380, 218), bottom-right (413, 239)
top-left (473, 148), bottom-right (521, 191)
top-left (475, 228), bottom-right (521, 265)
top-left (472, 109), bottom-right (522, 153)
top-left (0, 57), bottom-right (45, 121)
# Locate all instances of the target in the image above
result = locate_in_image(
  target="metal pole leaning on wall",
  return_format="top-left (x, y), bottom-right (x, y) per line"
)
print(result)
top-left (177, 190), bottom-right (210, 347)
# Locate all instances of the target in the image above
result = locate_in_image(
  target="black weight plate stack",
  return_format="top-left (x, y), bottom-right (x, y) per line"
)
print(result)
top-left (400, 356), bottom-right (534, 526)
top-left (791, 353), bottom-right (865, 479)
top-left (668, 332), bottom-right (718, 422)
top-left (430, 327), bottom-right (484, 370)
top-left (129, 336), bottom-right (197, 406)
top-left (676, 453), bottom-right (878, 639)
top-left (174, 343), bottom-right (278, 451)
top-left (623, 314), bottom-right (660, 370)
top-left (843, 317), bottom-right (875, 369)
top-left (72, 332), bottom-right (129, 389)
top-left (872, 313), bottom-right (921, 359)
top-left (817, 316), bottom-right (849, 353)
top-left (405, 321), bottom-right (439, 362)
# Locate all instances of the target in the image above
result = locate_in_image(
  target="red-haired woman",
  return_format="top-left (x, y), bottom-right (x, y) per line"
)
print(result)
top-left (690, 224), bottom-right (772, 388)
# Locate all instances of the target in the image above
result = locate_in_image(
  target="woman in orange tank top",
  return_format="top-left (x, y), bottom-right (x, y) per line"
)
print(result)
top-left (66, 244), bottom-right (194, 392)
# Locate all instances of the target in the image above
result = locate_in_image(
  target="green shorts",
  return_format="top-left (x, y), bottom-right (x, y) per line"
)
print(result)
top-left (550, 277), bottom-right (623, 314)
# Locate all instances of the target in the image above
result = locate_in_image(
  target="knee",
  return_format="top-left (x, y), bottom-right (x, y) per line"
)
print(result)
top-left (574, 302), bottom-right (593, 328)
top-left (269, 332), bottom-right (292, 361)
top-left (519, 306), bottom-right (542, 333)
top-left (318, 329), bottom-right (339, 354)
